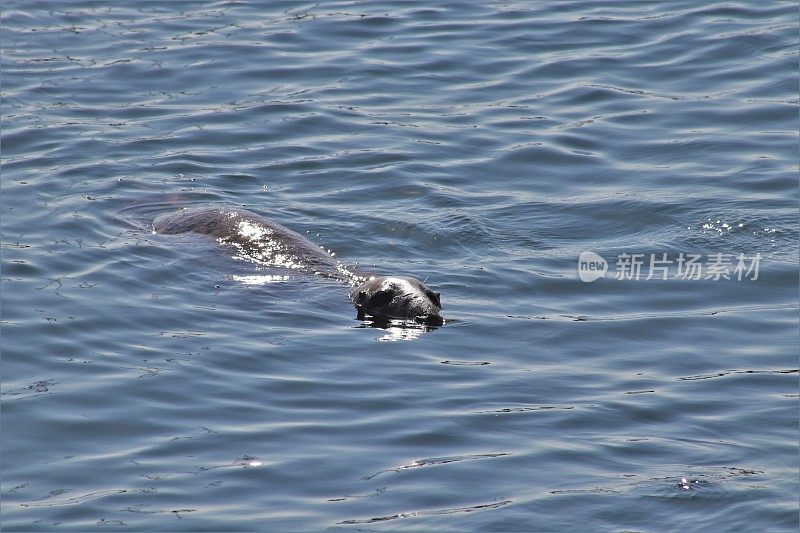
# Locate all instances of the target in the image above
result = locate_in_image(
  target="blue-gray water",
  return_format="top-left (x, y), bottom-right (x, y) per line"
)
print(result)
top-left (1, 1), bottom-right (798, 531)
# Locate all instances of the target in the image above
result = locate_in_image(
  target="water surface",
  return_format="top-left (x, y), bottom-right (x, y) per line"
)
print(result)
top-left (1, 1), bottom-right (798, 531)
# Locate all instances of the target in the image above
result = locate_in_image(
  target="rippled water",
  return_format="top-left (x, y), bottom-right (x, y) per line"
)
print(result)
top-left (2, 1), bottom-right (798, 531)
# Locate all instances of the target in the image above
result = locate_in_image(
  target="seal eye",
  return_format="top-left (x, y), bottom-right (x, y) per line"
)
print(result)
top-left (425, 290), bottom-right (442, 309)
top-left (369, 289), bottom-right (394, 308)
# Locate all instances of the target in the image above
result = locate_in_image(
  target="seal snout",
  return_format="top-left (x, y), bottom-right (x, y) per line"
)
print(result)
top-left (415, 313), bottom-right (444, 326)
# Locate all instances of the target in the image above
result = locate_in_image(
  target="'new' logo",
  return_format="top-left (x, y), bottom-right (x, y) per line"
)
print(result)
top-left (578, 251), bottom-right (607, 282)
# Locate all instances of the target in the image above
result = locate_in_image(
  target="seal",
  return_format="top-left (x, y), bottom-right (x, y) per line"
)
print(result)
top-left (153, 206), bottom-right (444, 326)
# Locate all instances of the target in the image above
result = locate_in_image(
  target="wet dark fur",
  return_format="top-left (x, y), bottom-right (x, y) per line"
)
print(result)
top-left (350, 276), bottom-right (443, 326)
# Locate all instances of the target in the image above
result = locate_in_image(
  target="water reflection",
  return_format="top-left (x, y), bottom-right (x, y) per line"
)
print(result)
top-left (231, 274), bottom-right (291, 284)
top-left (353, 317), bottom-right (441, 341)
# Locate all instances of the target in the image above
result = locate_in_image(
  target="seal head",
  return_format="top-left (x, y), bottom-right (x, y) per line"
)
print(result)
top-left (350, 276), bottom-right (443, 326)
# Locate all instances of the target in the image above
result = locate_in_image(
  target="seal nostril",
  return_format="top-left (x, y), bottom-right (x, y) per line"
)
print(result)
top-left (416, 314), bottom-right (444, 326)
